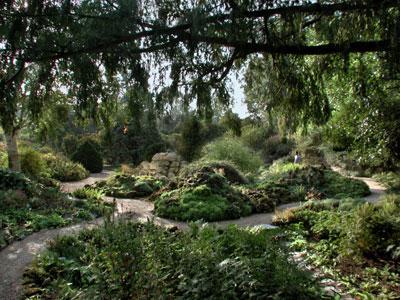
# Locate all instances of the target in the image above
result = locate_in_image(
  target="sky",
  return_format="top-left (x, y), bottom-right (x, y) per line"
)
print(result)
top-left (230, 74), bottom-right (249, 118)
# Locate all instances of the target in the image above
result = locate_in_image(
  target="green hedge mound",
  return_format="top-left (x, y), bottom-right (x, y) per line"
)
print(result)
top-left (154, 168), bottom-right (252, 222)
top-left (94, 174), bottom-right (166, 198)
top-left (72, 141), bottom-right (103, 173)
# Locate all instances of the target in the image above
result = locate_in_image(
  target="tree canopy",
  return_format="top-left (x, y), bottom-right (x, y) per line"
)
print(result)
top-left (1, 0), bottom-right (399, 170)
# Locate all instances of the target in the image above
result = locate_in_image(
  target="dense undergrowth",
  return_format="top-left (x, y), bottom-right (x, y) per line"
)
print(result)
top-left (93, 174), bottom-right (166, 198)
top-left (274, 195), bottom-right (400, 298)
top-left (0, 169), bottom-right (113, 249)
top-left (23, 222), bottom-right (323, 299)
top-left (152, 161), bottom-right (370, 222)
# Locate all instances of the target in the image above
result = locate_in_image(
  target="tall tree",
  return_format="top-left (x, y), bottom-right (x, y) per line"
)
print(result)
top-left (1, 0), bottom-right (399, 170)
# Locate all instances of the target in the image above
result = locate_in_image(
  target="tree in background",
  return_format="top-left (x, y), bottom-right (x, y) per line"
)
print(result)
top-left (220, 110), bottom-right (242, 137)
top-left (177, 115), bottom-right (202, 162)
top-left (1, 0), bottom-right (399, 170)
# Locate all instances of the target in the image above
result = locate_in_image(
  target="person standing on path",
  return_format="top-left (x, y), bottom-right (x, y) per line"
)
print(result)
top-left (294, 151), bottom-right (302, 164)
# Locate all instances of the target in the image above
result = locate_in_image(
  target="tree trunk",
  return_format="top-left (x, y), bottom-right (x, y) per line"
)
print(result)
top-left (5, 129), bottom-right (21, 172)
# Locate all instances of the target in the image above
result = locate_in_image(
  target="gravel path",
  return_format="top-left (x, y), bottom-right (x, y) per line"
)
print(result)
top-left (0, 168), bottom-right (386, 300)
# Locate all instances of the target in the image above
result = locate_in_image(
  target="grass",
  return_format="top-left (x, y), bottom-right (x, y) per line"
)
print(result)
top-left (23, 222), bottom-right (323, 299)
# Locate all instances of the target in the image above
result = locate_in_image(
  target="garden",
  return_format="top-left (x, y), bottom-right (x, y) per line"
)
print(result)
top-left (1, 1), bottom-right (400, 299)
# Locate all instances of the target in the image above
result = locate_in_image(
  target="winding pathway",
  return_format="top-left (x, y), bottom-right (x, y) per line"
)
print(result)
top-left (0, 169), bottom-right (387, 300)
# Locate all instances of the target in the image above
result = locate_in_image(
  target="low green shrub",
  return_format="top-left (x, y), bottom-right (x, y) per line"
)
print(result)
top-left (179, 160), bottom-right (248, 184)
top-left (0, 143), bottom-right (7, 168)
top-left (277, 194), bottom-right (400, 297)
top-left (201, 137), bottom-right (263, 174)
top-left (62, 134), bottom-right (79, 157)
top-left (322, 170), bottom-right (370, 198)
top-left (43, 153), bottom-right (89, 181)
top-left (72, 140), bottom-right (103, 173)
top-left (72, 187), bottom-right (104, 201)
top-left (0, 169), bottom-right (113, 249)
top-left (261, 162), bottom-right (370, 199)
top-left (155, 169), bottom-right (252, 222)
top-left (94, 174), bottom-right (166, 198)
top-left (20, 148), bottom-right (47, 178)
top-left (373, 172), bottom-right (400, 193)
top-left (23, 222), bottom-right (321, 299)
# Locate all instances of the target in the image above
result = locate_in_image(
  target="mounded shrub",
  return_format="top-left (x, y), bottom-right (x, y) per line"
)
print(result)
top-left (94, 174), bottom-right (166, 198)
top-left (179, 160), bottom-right (248, 185)
top-left (154, 168), bottom-right (252, 221)
top-left (201, 137), bottom-right (263, 174)
top-left (20, 148), bottom-right (47, 178)
top-left (71, 140), bottom-right (103, 173)
top-left (43, 153), bottom-right (89, 181)
top-left (62, 134), bottom-right (79, 157)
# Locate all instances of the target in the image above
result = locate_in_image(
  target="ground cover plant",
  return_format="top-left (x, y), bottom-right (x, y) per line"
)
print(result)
top-left (93, 174), bottom-right (166, 198)
top-left (42, 153), bottom-right (89, 182)
top-left (373, 172), bottom-right (400, 193)
top-left (0, 169), bottom-right (113, 249)
top-left (154, 166), bottom-right (252, 222)
top-left (274, 195), bottom-right (400, 298)
top-left (260, 161), bottom-right (370, 200)
top-left (23, 222), bottom-right (323, 299)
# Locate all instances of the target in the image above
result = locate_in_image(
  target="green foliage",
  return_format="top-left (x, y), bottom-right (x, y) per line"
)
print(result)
top-left (322, 170), bottom-right (370, 198)
top-left (177, 115), bottom-right (202, 162)
top-left (43, 153), bottom-right (89, 182)
top-left (23, 222), bottom-right (321, 299)
top-left (220, 110), bottom-right (242, 136)
top-left (71, 140), bottom-right (103, 173)
top-left (155, 169), bottom-right (251, 222)
top-left (0, 169), bottom-right (113, 248)
top-left (20, 148), bottom-right (47, 178)
top-left (279, 195), bottom-right (400, 297)
top-left (323, 54), bottom-right (400, 170)
top-left (72, 187), bottom-right (104, 201)
top-left (62, 134), bottom-right (79, 157)
top-left (373, 172), bottom-right (400, 193)
top-left (201, 137), bottom-right (263, 174)
top-left (0, 143), bottom-right (7, 168)
top-left (179, 160), bottom-right (248, 185)
top-left (94, 174), bottom-right (166, 198)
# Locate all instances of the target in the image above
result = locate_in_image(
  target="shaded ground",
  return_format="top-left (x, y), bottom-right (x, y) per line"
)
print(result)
top-left (0, 169), bottom-right (387, 300)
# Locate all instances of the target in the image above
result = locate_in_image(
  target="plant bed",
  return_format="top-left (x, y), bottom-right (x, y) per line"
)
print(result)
top-left (93, 174), bottom-right (167, 198)
top-left (23, 222), bottom-right (323, 299)
top-left (274, 195), bottom-right (400, 298)
top-left (154, 167), bottom-right (252, 222)
top-left (0, 169), bottom-right (113, 249)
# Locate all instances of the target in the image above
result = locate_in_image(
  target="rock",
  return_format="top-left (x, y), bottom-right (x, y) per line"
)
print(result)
top-left (138, 152), bottom-right (185, 179)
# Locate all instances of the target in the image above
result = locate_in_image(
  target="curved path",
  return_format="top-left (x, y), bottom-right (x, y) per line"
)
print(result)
top-left (0, 169), bottom-right (386, 300)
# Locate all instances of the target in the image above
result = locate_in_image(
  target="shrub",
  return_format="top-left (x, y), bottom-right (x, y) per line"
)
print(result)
top-left (201, 137), bottom-right (263, 174)
top-left (240, 125), bottom-right (271, 151)
top-left (322, 170), bottom-right (370, 198)
top-left (155, 169), bottom-right (252, 221)
top-left (179, 160), bottom-right (248, 184)
top-left (71, 140), bottom-right (103, 173)
top-left (0, 143), bottom-right (7, 168)
top-left (23, 223), bottom-right (321, 299)
top-left (62, 134), bottom-right (79, 157)
top-left (20, 148), bottom-right (47, 178)
top-left (43, 153), bottom-right (89, 181)
top-left (264, 135), bottom-right (295, 163)
top-left (176, 115), bottom-right (203, 162)
top-left (94, 174), bottom-right (166, 198)
top-left (373, 172), bottom-right (400, 193)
